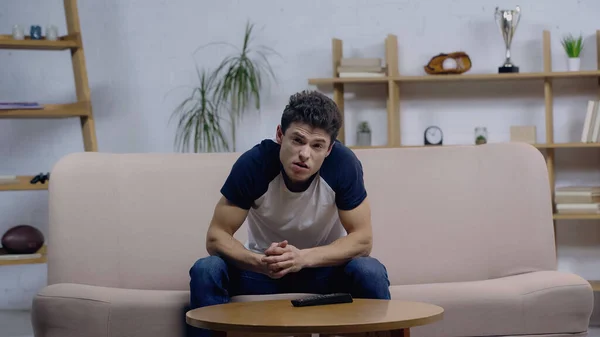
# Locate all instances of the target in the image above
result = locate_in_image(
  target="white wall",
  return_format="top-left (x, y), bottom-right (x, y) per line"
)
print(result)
top-left (1, 0), bottom-right (600, 310)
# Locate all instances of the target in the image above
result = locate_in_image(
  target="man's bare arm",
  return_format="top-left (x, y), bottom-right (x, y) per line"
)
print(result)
top-left (301, 197), bottom-right (373, 268)
top-left (205, 196), bottom-right (265, 273)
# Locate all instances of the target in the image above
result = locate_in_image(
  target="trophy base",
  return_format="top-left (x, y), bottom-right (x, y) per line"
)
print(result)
top-left (498, 65), bottom-right (519, 73)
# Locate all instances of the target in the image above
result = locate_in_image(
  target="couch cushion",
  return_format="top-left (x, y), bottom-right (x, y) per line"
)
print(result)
top-left (32, 283), bottom-right (190, 337)
top-left (389, 271), bottom-right (593, 337)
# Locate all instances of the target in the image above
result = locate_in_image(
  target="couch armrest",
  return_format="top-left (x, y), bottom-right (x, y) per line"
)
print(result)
top-left (32, 283), bottom-right (190, 337)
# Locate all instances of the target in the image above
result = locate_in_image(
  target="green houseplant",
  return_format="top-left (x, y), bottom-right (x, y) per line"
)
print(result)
top-left (170, 68), bottom-right (229, 153)
top-left (170, 21), bottom-right (278, 152)
top-left (561, 33), bottom-right (584, 71)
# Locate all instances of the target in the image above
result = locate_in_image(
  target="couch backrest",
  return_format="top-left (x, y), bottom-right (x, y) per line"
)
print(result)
top-left (358, 143), bottom-right (556, 285)
top-left (46, 143), bottom-right (556, 290)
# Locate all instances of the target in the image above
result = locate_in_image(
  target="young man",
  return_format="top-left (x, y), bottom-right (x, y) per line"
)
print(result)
top-left (188, 90), bottom-right (390, 336)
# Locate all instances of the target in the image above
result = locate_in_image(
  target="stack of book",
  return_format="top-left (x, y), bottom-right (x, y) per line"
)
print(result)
top-left (580, 100), bottom-right (600, 142)
top-left (555, 186), bottom-right (600, 214)
top-left (337, 58), bottom-right (387, 78)
top-left (0, 102), bottom-right (42, 110)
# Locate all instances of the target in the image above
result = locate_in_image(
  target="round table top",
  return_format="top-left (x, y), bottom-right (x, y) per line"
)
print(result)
top-left (186, 299), bottom-right (444, 334)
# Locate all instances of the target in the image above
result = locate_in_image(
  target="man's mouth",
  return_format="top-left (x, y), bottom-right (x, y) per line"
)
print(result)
top-left (293, 162), bottom-right (308, 169)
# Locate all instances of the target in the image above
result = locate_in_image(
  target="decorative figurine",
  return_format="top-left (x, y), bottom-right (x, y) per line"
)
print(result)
top-left (12, 25), bottom-right (24, 40)
top-left (46, 25), bottom-right (58, 41)
top-left (30, 172), bottom-right (50, 184)
top-left (30, 25), bottom-right (42, 40)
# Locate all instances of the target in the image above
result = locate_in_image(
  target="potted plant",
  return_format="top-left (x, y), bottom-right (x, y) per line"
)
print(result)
top-left (170, 69), bottom-right (229, 153)
top-left (561, 33), bottom-right (584, 71)
top-left (475, 127), bottom-right (488, 145)
top-left (356, 121), bottom-right (371, 146)
top-left (170, 21), bottom-right (279, 152)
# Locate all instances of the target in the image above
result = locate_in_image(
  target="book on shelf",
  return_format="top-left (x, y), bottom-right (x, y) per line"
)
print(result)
top-left (0, 175), bottom-right (19, 184)
top-left (581, 100), bottom-right (600, 142)
top-left (0, 102), bottom-right (42, 110)
top-left (338, 57), bottom-right (386, 78)
top-left (0, 252), bottom-right (42, 260)
top-left (555, 186), bottom-right (600, 214)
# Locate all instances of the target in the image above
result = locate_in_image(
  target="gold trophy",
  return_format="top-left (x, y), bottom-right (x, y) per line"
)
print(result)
top-left (495, 5), bottom-right (521, 73)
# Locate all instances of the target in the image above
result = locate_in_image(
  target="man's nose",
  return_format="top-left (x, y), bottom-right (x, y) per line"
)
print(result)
top-left (299, 145), bottom-right (310, 160)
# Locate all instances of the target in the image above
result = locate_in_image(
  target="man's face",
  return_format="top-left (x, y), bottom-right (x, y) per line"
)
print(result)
top-left (276, 122), bottom-right (333, 183)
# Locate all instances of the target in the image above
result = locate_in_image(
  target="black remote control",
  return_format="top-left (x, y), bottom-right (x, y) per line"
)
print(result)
top-left (291, 293), bottom-right (353, 307)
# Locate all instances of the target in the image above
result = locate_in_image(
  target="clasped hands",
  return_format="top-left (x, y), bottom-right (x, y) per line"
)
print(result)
top-left (260, 240), bottom-right (306, 279)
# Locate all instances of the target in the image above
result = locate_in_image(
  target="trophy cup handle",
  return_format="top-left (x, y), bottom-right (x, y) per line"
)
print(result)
top-left (514, 6), bottom-right (522, 26)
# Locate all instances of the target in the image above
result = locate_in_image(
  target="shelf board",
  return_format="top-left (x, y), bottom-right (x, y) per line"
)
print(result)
top-left (549, 70), bottom-right (600, 79)
top-left (0, 176), bottom-right (49, 191)
top-left (0, 34), bottom-right (80, 50)
top-left (553, 214), bottom-right (600, 220)
top-left (396, 72), bottom-right (547, 82)
top-left (308, 70), bottom-right (600, 85)
top-left (0, 101), bottom-right (90, 118)
top-left (395, 70), bottom-right (600, 82)
top-left (535, 142), bottom-right (600, 148)
top-left (308, 77), bottom-right (389, 85)
top-left (0, 246), bottom-right (46, 266)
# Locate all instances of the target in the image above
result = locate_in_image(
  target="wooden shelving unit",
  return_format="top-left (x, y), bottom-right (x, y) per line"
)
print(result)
top-left (308, 30), bottom-right (600, 214)
top-left (0, 0), bottom-right (97, 265)
top-left (308, 30), bottom-right (600, 289)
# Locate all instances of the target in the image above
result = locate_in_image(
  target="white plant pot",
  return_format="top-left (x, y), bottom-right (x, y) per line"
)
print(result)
top-left (356, 132), bottom-right (371, 147)
top-left (567, 57), bottom-right (581, 71)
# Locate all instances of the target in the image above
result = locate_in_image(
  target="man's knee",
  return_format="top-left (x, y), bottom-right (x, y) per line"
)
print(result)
top-left (189, 255), bottom-right (228, 281)
top-left (345, 256), bottom-right (391, 299)
top-left (345, 256), bottom-right (388, 279)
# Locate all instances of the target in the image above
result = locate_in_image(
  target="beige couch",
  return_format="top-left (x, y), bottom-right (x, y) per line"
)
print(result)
top-left (31, 143), bottom-right (594, 337)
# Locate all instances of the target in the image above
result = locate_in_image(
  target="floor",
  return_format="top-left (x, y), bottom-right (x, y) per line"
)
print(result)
top-left (0, 310), bottom-right (34, 337)
top-left (1, 309), bottom-right (600, 337)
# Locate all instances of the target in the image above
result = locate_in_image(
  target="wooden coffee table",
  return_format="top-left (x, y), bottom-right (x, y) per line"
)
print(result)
top-left (186, 298), bottom-right (444, 337)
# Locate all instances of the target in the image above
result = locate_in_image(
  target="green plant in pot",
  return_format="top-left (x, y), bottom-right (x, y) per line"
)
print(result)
top-left (170, 21), bottom-right (278, 152)
top-left (170, 68), bottom-right (229, 152)
top-left (561, 33), bottom-right (584, 71)
top-left (356, 121), bottom-right (372, 147)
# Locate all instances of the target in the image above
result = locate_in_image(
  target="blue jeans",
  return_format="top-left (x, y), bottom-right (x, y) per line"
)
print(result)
top-left (187, 255), bottom-right (391, 337)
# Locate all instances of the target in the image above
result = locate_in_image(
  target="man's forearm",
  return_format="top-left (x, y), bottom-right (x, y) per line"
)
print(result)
top-left (301, 231), bottom-right (372, 268)
top-left (206, 227), bottom-right (263, 273)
